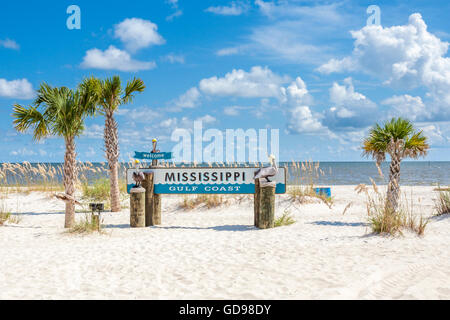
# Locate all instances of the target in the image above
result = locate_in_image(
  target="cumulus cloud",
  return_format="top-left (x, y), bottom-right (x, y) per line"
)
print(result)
top-left (286, 106), bottom-right (324, 134)
top-left (205, 1), bottom-right (249, 16)
top-left (382, 95), bottom-right (429, 121)
top-left (199, 66), bottom-right (289, 98)
top-left (0, 38), bottom-right (19, 50)
top-left (318, 13), bottom-right (450, 120)
top-left (0, 78), bottom-right (34, 99)
top-left (323, 78), bottom-right (377, 130)
top-left (169, 87), bottom-right (201, 110)
top-left (81, 45), bottom-right (156, 71)
top-left (284, 77), bottom-right (324, 134)
top-left (114, 18), bottom-right (165, 52)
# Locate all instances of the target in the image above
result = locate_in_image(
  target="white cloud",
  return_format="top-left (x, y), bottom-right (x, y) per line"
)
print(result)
top-left (199, 66), bottom-right (289, 98)
top-left (283, 76), bottom-right (324, 134)
top-left (82, 124), bottom-right (104, 139)
top-left (0, 38), bottom-right (19, 50)
top-left (162, 53), bottom-right (185, 64)
top-left (196, 114), bottom-right (216, 124)
top-left (81, 45), bottom-right (156, 72)
top-left (249, 1), bottom-right (349, 64)
top-left (382, 95), bottom-right (430, 121)
top-left (170, 87), bottom-right (201, 110)
top-left (205, 1), bottom-right (249, 16)
top-left (114, 18), bottom-right (165, 52)
top-left (224, 106), bottom-right (241, 116)
top-left (0, 78), bottom-right (34, 99)
top-left (125, 107), bottom-right (161, 122)
top-left (286, 106), bottom-right (324, 134)
top-left (166, 0), bottom-right (183, 21)
top-left (10, 148), bottom-right (36, 156)
top-left (318, 13), bottom-right (450, 120)
top-left (323, 78), bottom-right (377, 130)
top-left (216, 47), bottom-right (241, 56)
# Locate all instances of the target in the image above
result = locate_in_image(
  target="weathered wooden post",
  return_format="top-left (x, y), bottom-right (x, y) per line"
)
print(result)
top-left (153, 194), bottom-right (162, 225)
top-left (130, 187), bottom-right (146, 228)
top-left (142, 172), bottom-right (153, 227)
top-left (254, 179), bottom-right (260, 226)
top-left (257, 181), bottom-right (276, 229)
top-left (142, 172), bottom-right (161, 226)
top-left (150, 139), bottom-right (162, 226)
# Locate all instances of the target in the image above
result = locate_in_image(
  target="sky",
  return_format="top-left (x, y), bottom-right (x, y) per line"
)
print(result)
top-left (1, 0), bottom-right (450, 163)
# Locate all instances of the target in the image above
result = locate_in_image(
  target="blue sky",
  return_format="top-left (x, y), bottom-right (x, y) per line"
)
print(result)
top-left (1, 0), bottom-right (450, 162)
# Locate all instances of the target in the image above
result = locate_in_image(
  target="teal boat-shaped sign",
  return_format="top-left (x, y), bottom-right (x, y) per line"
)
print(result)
top-left (126, 167), bottom-right (287, 194)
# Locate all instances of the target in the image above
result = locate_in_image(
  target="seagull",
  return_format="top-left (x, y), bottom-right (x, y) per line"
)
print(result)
top-left (132, 159), bottom-right (145, 187)
top-left (254, 155), bottom-right (278, 182)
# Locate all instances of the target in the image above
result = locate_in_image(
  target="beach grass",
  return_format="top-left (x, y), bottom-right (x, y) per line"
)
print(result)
top-left (81, 178), bottom-right (128, 209)
top-left (356, 182), bottom-right (428, 236)
top-left (274, 210), bottom-right (296, 227)
top-left (434, 188), bottom-right (450, 216)
top-left (0, 210), bottom-right (21, 226)
top-left (67, 213), bottom-right (104, 235)
top-left (180, 194), bottom-right (228, 210)
top-left (287, 160), bottom-right (333, 208)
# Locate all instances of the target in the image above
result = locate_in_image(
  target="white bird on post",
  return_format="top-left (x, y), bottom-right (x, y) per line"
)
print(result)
top-left (254, 155), bottom-right (278, 183)
top-left (132, 159), bottom-right (145, 187)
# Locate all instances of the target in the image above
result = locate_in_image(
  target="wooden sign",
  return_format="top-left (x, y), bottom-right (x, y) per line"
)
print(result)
top-left (127, 167), bottom-right (286, 194)
top-left (134, 151), bottom-right (173, 160)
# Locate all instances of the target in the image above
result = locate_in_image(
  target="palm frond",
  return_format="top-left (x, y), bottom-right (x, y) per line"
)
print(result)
top-left (123, 78), bottom-right (146, 104)
top-left (362, 117), bottom-right (429, 161)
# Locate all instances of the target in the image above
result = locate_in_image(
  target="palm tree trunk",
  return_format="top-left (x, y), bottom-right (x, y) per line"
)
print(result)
top-left (64, 136), bottom-right (77, 228)
top-left (387, 154), bottom-right (401, 213)
top-left (105, 110), bottom-right (121, 212)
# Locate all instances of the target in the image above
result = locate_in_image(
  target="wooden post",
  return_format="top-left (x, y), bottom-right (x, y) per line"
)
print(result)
top-left (258, 182), bottom-right (276, 229)
top-left (91, 214), bottom-right (100, 231)
top-left (150, 139), bottom-right (162, 226)
top-left (142, 173), bottom-right (154, 227)
top-left (130, 187), bottom-right (146, 228)
top-left (254, 179), bottom-right (260, 226)
top-left (153, 194), bottom-right (162, 225)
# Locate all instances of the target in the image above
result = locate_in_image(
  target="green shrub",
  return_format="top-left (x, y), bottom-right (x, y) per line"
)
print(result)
top-left (274, 210), bottom-right (296, 227)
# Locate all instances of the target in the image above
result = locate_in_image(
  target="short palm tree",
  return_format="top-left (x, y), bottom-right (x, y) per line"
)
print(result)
top-left (363, 117), bottom-right (429, 212)
top-left (13, 82), bottom-right (97, 228)
top-left (83, 76), bottom-right (145, 212)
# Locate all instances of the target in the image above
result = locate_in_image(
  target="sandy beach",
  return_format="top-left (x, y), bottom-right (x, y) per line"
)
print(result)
top-left (1, 185), bottom-right (449, 300)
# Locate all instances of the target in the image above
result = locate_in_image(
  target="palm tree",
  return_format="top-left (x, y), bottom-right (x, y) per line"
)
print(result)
top-left (13, 83), bottom-right (97, 228)
top-left (363, 117), bottom-right (429, 212)
top-left (84, 76), bottom-right (145, 212)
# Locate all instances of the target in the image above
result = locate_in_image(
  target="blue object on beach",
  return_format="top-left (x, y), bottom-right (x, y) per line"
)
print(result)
top-left (315, 187), bottom-right (331, 198)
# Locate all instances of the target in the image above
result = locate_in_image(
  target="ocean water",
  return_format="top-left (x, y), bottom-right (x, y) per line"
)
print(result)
top-left (292, 161), bottom-right (450, 186)
top-left (0, 161), bottom-right (449, 186)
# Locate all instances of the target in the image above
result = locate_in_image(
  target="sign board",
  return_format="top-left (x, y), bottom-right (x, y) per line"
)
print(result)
top-left (127, 167), bottom-right (286, 194)
top-left (134, 151), bottom-right (173, 160)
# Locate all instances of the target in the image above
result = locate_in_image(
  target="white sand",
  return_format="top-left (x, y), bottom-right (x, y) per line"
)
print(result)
top-left (0, 186), bottom-right (449, 300)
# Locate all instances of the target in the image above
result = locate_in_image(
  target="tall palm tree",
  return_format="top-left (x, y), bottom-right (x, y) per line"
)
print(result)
top-left (84, 76), bottom-right (145, 212)
top-left (13, 83), bottom-right (97, 228)
top-left (363, 117), bottom-right (429, 212)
